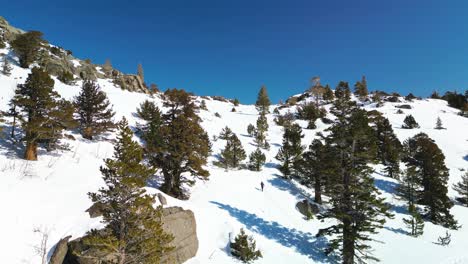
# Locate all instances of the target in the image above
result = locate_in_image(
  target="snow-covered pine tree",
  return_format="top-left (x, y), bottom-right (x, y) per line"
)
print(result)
top-left (83, 118), bottom-right (173, 263)
top-left (275, 123), bottom-right (304, 178)
top-left (248, 147), bottom-right (266, 171)
top-left (453, 171), bottom-right (468, 206)
top-left (74, 80), bottom-right (115, 140)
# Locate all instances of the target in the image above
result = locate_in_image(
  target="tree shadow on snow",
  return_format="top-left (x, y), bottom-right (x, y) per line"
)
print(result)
top-left (384, 226), bottom-right (408, 235)
top-left (374, 178), bottom-right (398, 195)
top-left (464, 155), bottom-right (468, 162)
top-left (210, 201), bottom-right (335, 263)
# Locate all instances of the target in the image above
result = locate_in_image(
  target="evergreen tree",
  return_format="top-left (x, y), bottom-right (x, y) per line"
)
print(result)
top-left (84, 119), bottom-right (173, 264)
top-left (354, 76), bottom-right (368, 100)
top-left (403, 203), bottom-right (425, 237)
top-left (5, 101), bottom-right (20, 139)
top-left (299, 139), bottom-right (327, 204)
top-left (41, 99), bottom-right (78, 151)
top-left (200, 100), bottom-right (207, 110)
top-left (322, 84), bottom-right (335, 102)
top-left (230, 229), bottom-right (262, 263)
top-left (403, 133), bottom-right (457, 228)
top-left (402, 114), bottom-right (420, 129)
top-left (1, 56), bottom-right (12, 76)
top-left (137, 63), bottom-right (144, 82)
top-left (316, 106), bottom-right (391, 264)
top-left (219, 126), bottom-right (234, 140)
top-left (10, 31), bottom-right (44, 68)
top-left (247, 124), bottom-right (255, 137)
top-left (334, 81), bottom-right (351, 101)
top-left (296, 102), bottom-right (325, 129)
top-left (275, 123), bottom-right (304, 178)
top-left (435, 117), bottom-right (444, 129)
top-left (373, 114), bottom-right (402, 178)
top-left (309, 76), bottom-right (325, 105)
top-left (146, 89), bottom-right (211, 198)
top-left (453, 171), bottom-right (468, 206)
top-left (254, 113), bottom-right (269, 148)
top-left (11, 67), bottom-right (63, 160)
top-left (136, 100), bottom-right (161, 122)
top-left (248, 147), bottom-right (266, 171)
top-left (74, 80), bottom-right (115, 140)
top-left (219, 133), bottom-right (246, 169)
top-left (233, 98), bottom-right (240, 106)
top-left (255, 85), bottom-right (271, 114)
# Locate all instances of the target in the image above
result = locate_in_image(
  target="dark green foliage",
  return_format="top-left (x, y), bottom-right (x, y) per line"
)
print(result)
top-left (442, 91), bottom-right (467, 110)
top-left (248, 147), bottom-right (266, 171)
top-left (403, 133), bottom-right (457, 228)
top-left (74, 80), bottom-right (115, 140)
top-left (247, 124), bottom-right (255, 137)
top-left (322, 85), bottom-right (335, 101)
top-left (372, 114), bottom-right (402, 178)
top-left (5, 101), bottom-right (19, 139)
top-left (254, 113), bottom-right (269, 149)
top-left (230, 229), bottom-right (262, 263)
top-left (10, 31), bottom-right (44, 68)
top-left (0, 40), bottom-right (5, 49)
top-left (273, 107), bottom-right (280, 115)
top-left (430, 91), bottom-right (441, 99)
top-left (145, 89), bottom-right (211, 198)
top-left (233, 98), bottom-right (240, 106)
top-left (453, 171), bottom-right (468, 206)
top-left (403, 203), bottom-right (425, 237)
top-left (402, 114), bottom-right (420, 129)
top-left (231, 107), bottom-right (236, 112)
top-left (298, 139), bottom-right (329, 204)
top-left (435, 117), bottom-right (444, 129)
top-left (84, 119), bottom-right (173, 264)
top-left (334, 81), bottom-right (351, 101)
top-left (354, 76), bottom-right (368, 100)
top-left (296, 102), bottom-right (326, 129)
top-left (273, 111), bottom-right (295, 127)
top-left (136, 100), bottom-right (161, 122)
top-left (275, 123), bottom-right (304, 178)
top-left (255, 85), bottom-right (271, 114)
top-left (1, 56), bottom-right (12, 76)
top-left (219, 132), bottom-right (246, 169)
top-left (316, 104), bottom-right (391, 264)
top-left (405, 93), bottom-right (417, 101)
top-left (219, 126), bottom-right (234, 140)
top-left (11, 67), bottom-right (65, 160)
top-left (41, 99), bottom-right (78, 151)
top-left (57, 70), bottom-right (75, 85)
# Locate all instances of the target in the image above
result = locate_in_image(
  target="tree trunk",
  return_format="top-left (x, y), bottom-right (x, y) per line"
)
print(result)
top-left (314, 176), bottom-right (322, 204)
top-left (24, 141), bottom-right (37, 160)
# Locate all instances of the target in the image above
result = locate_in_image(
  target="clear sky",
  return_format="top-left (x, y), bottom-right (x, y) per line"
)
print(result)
top-left (3, 0), bottom-right (468, 103)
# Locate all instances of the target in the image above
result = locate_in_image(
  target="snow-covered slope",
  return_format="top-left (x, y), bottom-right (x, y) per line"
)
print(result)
top-left (1, 46), bottom-right (468, 264)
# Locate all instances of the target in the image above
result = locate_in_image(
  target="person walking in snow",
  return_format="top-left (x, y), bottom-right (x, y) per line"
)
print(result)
top-left (260, 181), bottom-right (264, 192)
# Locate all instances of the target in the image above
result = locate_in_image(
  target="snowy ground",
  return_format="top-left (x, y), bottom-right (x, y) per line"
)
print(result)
top-left (1, 47), bottom-right (468, 263)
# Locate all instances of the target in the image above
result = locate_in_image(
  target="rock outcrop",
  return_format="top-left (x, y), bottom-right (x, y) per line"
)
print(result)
top-left (50, 236), bottom-right (72, 264)
top-left (295, 199), bottom-right (320, 218)
top-left (64, 206), bottom-right (198, 264)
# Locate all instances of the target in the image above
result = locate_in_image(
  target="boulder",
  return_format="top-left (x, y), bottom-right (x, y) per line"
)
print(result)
top-left (295, 199), bottom-right (320, 218)
top-left (117, 74), bottom-right (150, 94)
top-left (50, 236), bottom-right (71, 264)
top-left (157, 193), bottom-right (168, 206)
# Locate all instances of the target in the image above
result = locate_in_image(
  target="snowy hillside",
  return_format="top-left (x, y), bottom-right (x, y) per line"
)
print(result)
top-left (1, 44), bottom-right (468, 264)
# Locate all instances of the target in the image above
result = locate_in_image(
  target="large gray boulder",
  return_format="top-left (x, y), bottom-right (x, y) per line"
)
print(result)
top-left (295, 199), bottom-right (320, 218)
top-left (50, 236), bottom-right (71, 264)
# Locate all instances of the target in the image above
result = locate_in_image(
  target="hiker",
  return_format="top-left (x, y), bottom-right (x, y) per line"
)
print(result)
top-left (260, 181), bottom-right (264, 192)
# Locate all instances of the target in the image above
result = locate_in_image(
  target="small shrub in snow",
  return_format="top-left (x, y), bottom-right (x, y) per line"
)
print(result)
top-left (247, 124), bottom-right (255, 137)
top-left (402, 115), bottom-right (420, 129)
top-left (437, 231), bottom-right (451, 246)
top-left (230, 228), bottom-right (262, 263)
top-left (215, 112), bottom-right (221, 118)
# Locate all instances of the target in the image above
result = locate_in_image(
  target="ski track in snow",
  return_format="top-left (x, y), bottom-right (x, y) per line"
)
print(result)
top-left (1, 46), bottom-right (468, 263)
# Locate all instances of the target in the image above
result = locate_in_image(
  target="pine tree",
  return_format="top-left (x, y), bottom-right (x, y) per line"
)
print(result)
top-left (41, 99), bottom-right (78, 151)
top-left (146, 89), bottom-right (211, 198)
top-left (219, 133), bottom-right (246, 169)
top-left (11, 67), bottom-right (63, 160)
top-left (5, 101), bottom-right (20, 139)
top-left (230, 228), bottom-right (262, 263)
top-left (275, 123), bottom-right (304, 178)
top-left (136, 100), bottom-right (161, 122)
top-left (403, 133), bottom-right (457, 228)
top-left (316, 106), bottom-right (391, 264)
top-left (322, 84), bottom-right (335, 102)
top-left (137, 63), bottom-right (144, 82)
top-left (219, 126), bottom-right (234, 140)
top-left (248, 147), bottom-right (266, 171)
top-left (402, 114), bottom-right (420, 129)
top-left (84, 119), bottom-right (173, 264)
top-left (74, 80), bottom-right (115, 140)
top-left (254, 113), bottom-right (269, 148)
top-left (403, 203), bottom-right (425, 237)
top-left (10, 31), bottom-right (44, 68)
top-left (299, 139), bottom-right (327, 204)
top-left (255, 85), bottom-right (271, 114)
top-left (1, 56), bottom-right (12, 76)
top-left (233, 98), bottom-right (240, 106)
top-left (435, 117), bottom-right (444, 129)
top-left (453, 171), bottom-right (468, 206)
top-left (354, 76), bottom-right (368, 100)
top-left (247, 124), bottom-right (255, 137)
top-left (373, 114), bottom-right (402, 178)
top-left (334, 81), bottom-right (351, 101)
top-left (296, 102), bottom-right (325, 129)
top-left (309, 76), bottom-right (325, 105)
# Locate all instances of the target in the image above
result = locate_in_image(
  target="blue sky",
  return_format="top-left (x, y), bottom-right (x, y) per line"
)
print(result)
top-left (3, 0), bottom-right (468, 103)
